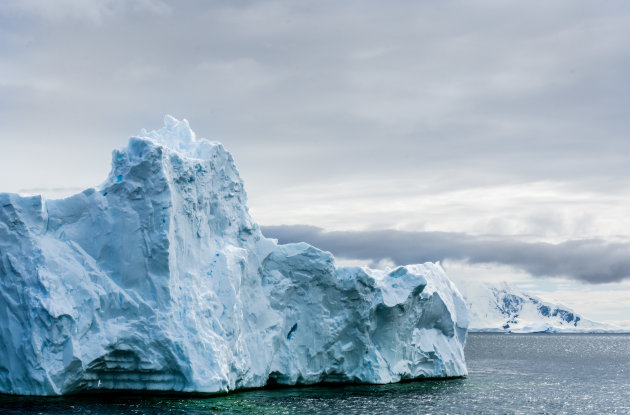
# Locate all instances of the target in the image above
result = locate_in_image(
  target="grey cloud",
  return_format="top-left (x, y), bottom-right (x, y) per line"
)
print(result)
top-left (1, 1), bottom-right (630, 198)
top-left (0, 0), bottom-right (171, 23)
top-left (261, 225), bottom-right (630, 284)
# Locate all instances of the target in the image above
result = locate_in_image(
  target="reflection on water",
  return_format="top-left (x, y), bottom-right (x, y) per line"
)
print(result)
top-left (1, 334), bottom-right (629, 414)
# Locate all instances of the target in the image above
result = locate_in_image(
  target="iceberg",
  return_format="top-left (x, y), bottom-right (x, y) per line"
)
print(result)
top-left (0, 116), bottom-right (468, 395)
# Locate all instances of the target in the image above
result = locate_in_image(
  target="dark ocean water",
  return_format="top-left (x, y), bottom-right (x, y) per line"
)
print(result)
top-left (1, 333), bottom-right (629, 414)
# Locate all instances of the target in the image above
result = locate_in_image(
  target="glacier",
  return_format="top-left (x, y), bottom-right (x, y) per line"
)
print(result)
top-left (456, 280), bottom-right (618, 333)
top-left (0, 116), bottom-right (468, 396)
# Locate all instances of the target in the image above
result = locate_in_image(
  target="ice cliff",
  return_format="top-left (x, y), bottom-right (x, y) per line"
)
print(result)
top-left (0, 116), bottom-right (468, 396)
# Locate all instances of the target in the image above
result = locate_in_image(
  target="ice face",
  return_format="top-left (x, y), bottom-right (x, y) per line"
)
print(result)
top-left (0, 116), bottom-right (468, 395)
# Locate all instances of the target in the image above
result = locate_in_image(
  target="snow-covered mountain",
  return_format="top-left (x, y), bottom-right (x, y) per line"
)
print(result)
top-left (456, 280), bottom-right (617, 333)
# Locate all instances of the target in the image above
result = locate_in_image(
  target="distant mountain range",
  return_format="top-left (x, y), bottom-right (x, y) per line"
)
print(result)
top-left (455, 280), bottom-right (625, 333)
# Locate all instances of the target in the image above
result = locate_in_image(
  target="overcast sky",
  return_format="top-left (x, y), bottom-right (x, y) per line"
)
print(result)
top-left (1, 0), bottom-right (630, 323)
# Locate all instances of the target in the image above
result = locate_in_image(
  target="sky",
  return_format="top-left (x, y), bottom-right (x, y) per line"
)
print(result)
top-left (1, 0), bottom-right (630, 324)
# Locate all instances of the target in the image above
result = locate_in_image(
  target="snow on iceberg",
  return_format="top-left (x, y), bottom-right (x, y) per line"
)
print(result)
top-left (0, 116), bottom-right (468, 396)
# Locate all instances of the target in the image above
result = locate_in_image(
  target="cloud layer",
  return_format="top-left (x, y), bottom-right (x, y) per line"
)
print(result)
top-left (1, 1), bottom-right (629, 208)
top-left (262, 225), bottom-right (630, 284)
top-left (3, 1), bottom-right (630, 282)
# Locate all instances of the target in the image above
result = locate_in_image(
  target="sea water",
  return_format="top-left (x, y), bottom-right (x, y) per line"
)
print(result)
top-left (1, 333), bottom-right (629, 414)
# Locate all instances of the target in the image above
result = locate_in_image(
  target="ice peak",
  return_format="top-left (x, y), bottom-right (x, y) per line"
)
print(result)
top-left (137, 115), bottom-right (218, 160)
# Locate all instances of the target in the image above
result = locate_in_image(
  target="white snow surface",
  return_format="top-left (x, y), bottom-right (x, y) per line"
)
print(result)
top-left (456, 280), bottom-right (618, 333)
top-left (0, 116), bottom-right (468, 396)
